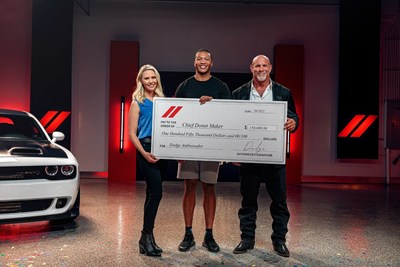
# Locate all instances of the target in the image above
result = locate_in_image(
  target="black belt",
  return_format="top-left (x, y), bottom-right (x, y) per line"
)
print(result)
top-left (140, 137), bottom-right (152, 144)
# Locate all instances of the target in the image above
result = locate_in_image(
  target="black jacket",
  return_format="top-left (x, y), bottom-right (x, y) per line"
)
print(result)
top-left (232, 81), bottom-right (299, 132)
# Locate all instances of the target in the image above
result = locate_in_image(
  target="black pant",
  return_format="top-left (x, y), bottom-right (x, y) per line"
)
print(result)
top-left (238, 163), bottom-right (290, 243)
top-left (137, 141), bottom-right (168, 234)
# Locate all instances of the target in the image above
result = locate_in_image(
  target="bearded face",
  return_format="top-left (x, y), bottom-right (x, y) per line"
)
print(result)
top-left (250, 56), bottom-right (272, 83)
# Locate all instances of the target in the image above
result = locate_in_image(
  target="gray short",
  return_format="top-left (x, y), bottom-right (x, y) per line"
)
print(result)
top-left (176, 161), bottom-right (220, 184)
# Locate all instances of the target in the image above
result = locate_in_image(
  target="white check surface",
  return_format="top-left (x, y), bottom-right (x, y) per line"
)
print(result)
top-left (152, 98), bottom-right (287, 164)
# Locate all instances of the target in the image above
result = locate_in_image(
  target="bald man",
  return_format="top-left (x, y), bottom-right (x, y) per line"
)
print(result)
top-left (231, 55), bottom-right (299, 257)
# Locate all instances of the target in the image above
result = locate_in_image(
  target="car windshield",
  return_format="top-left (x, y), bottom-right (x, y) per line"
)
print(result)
top-left (0, 114), bottom-right (48, 141)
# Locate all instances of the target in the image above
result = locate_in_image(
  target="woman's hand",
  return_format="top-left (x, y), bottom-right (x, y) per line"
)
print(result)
top-left (144, 151), bottom-right (159, 163)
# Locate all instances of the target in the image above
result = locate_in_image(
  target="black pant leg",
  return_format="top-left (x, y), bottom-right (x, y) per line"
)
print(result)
top-left (238, 164), bottom-right (261, 241)
top-left (265, 165), bottom-right (290, 242)
top-left (137, 143), bottom-right (164, 234)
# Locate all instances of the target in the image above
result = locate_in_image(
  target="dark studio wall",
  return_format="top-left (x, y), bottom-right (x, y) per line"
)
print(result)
top-left (337, 0), bottom-right (381, 159)
top-left (30, 0), bottom-right (73, 148)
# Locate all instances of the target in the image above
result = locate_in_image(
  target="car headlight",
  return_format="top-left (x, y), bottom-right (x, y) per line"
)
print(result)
top-left (61, 165), bottom-right (75, 176)
top-left (43, 165), bottom-right (77, 179)
top-left (45, 166), bottom-right (58, 176)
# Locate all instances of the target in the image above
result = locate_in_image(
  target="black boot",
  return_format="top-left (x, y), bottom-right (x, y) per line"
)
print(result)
top-left (139, 233), bottom-right (161, 257)
top-left (150, 233), bottom-right (163, 253)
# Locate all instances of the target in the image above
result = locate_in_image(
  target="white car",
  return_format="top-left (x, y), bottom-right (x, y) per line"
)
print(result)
top-left (0, 109), bottom-right (79, 224)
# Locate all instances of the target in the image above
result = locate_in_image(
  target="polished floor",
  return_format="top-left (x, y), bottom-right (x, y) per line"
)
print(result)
top-left (1, 179), bottom-right (400, 267)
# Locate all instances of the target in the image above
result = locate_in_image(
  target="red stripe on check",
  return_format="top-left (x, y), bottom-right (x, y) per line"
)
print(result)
top-left (168, 106), bottom-right (182, 118)
top-left (162, 106), bottom-right (176, 118)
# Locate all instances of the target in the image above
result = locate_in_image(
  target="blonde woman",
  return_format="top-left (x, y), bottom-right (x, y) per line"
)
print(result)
top-left (128, 64), bottom-right (168, 257)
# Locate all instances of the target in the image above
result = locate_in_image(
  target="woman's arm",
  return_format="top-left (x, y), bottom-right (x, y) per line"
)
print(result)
top-left (128, 101), bottom-right (158, 163)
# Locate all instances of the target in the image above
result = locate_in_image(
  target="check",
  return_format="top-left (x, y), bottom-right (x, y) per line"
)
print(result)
top-left (151, 98), bottom-right (287, 164)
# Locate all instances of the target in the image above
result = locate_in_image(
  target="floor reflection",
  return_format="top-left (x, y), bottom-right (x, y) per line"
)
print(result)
top-left (0, 179), bottom-right (399, 267)
top-left (0, 220), bottom-right (77, 242)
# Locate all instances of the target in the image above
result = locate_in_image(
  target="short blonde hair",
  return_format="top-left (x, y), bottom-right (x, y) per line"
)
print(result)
top-left (132, 64), bottom-right (164, 103)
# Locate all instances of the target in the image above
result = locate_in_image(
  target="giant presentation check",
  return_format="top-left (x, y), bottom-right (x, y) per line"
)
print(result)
top-left (152, 98), bottom-right (288, 164)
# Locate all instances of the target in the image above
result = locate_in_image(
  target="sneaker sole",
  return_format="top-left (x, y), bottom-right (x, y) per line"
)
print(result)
top-left (274, 250), bottom-right (290, 257)
top-left (178, 242), bottom-right (195, 252)
top-left (202, 242), bottom-right (220, 253)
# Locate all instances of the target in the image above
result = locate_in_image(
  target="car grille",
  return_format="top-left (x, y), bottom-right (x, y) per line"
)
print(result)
top-left (0, 166), bottom-right (42, 180)
top-left (0, 199), bottom-right (52, 214)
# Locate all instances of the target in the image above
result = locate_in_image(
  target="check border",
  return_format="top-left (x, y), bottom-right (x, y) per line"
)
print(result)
top-left (152, 98), bottom-right (287, 164)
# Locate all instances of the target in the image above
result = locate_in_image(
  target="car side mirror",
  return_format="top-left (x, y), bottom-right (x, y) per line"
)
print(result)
top-left (52, 131), bottom-right (65, 143)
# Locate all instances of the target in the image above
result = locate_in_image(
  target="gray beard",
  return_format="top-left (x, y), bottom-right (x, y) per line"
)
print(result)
top-left (256, 74), bottom-right (267, 82)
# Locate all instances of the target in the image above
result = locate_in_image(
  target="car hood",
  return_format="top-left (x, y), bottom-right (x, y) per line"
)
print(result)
top-left (0, 138), bottom-right (68, 158)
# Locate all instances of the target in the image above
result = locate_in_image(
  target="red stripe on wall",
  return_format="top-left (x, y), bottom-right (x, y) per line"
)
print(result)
top-left (274, 44), bottom-right (304, 184)
top-left (108, 41), bottom-right (139, 182)
top-left (45, 111), bottom-right (70, 133)
top-left (40, 111), bottom-right (58, 127)
top-left (350, 115), bottom-right (378, 138)
top-left (338, 115), bottom-right (365, 137)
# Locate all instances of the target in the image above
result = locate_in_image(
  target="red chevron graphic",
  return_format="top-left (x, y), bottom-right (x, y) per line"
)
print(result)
top-left (338, 114), bottom-right (378, 138)
top-left (40, 111), bottom-right (71, 133)
top-left (162, 106), bottom-right (183, 118)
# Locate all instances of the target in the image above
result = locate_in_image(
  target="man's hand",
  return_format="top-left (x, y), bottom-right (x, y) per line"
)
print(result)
top-left (284, 118), bottom-right (296, 132)
top-left (199, 96), bottom-right (213, 105)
